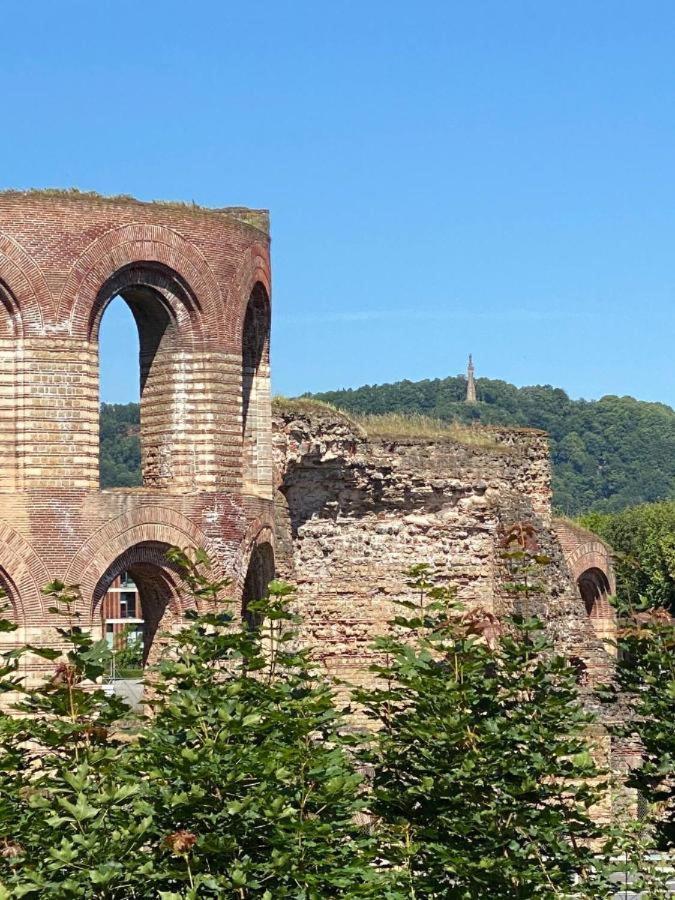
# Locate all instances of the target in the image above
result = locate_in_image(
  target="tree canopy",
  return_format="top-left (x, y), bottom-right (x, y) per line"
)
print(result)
top-left (308, 376), bottom-right (675, 515)
top-left (100, 403), bottom-right (141, 489)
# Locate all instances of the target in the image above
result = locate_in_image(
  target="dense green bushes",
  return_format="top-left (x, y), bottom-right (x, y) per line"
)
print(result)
top-left (0, 556), bottom-right (379, 898)
top-left (0, 550), bottom-right (671, 897)
top-left (355, 567), bottom-right (612, 898)
top-left (580, 502), bottom-right (675, 851)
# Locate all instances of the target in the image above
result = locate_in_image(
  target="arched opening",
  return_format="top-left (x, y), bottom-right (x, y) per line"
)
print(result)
top-left (577, 567), bottom-right (611, 618)
top-left (93, 542), bottom-right (185, 702)
top-left (99, 298), bottom-right (141, 488)
top-left (0, 566), bottom-right (21, 630)
top-left (242, 542), bottom-right (275, 627)
top-left (94, 264), bottom-right (200, 490)
top-left (242, 284), bottom-right (271, 495)
top-left (577, 566), bottom-right (616, 652)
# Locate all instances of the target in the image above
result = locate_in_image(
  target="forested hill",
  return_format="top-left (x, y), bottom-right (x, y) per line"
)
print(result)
top-left (101, 381), bottom-right (675, 515)
top-left (307, 377), bottom-right (675, 516)
top-left (100, 403), bottom-right (141, 489)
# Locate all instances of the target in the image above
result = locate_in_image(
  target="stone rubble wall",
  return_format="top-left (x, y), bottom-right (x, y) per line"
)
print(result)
top-left (272, 402), bottom-right (614, 690)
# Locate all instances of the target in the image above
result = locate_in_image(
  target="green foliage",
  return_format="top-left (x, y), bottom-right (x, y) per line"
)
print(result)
top-left (0, 580), bottom-right (152, 897)
top-left (0, 553), bottom-right (379, 898)
top-left (100, 403), bottom-right (141, 489)
top-left (580, 500), bottom-right (675, 611)
top-left (308, 376), bottom-right (675, 515)
top-left (0, 549), bottom-right (670, 896)
top-left (604, 603), bottom-right (675, 852)
top-left (581, 504), bottom-right (675, 854)
top-left (132, 548), bottom-right (379, 898)
top-left (356, 565), bottom-right (614, 899)
top-left (113, 624), bottom-right (144, 676)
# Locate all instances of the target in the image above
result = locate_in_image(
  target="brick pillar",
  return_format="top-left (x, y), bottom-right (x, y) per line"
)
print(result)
top-left (19, 338), bottom-right (98, 490)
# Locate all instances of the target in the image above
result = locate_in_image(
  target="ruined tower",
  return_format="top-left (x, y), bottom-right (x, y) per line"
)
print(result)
top-left (465, 353), bottom-right (477, 403)
top-left (0, 191), bottom-right (275, 676)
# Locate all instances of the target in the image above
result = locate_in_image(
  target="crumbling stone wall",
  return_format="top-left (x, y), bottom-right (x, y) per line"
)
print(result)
top-left (273, 401), bottom-right (614, 690)
top-left (0, 191), bottom-right (275, 680)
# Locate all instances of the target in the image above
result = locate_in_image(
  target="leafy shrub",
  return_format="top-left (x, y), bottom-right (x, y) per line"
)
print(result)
top-left (356, 565), bottom-right (615, 898)
top-left (0, 549), bottom-right (669, 897)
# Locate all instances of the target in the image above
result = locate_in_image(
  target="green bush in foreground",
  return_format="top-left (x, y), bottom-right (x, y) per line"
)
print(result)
top-left (356, 565), bottom-right (615, 899)
top-left (0, 581), bottom-right (152, 898)
top-left (0, 550), bottom-right (669, 897)
top-left (581, 501), bottom-right (675, 853)
top-left (0, 553), bottom-right (380, 899)
top-left (612, 603), bottom-right (675, 852)
top-left (131, 549), bottom-right (380, 898)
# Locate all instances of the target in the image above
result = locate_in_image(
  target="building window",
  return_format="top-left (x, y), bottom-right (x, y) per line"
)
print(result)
top-left (120, 591), bottom-right (137, 619)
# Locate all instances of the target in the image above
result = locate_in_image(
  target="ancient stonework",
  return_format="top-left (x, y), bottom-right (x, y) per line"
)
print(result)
top-left (0, 190), bottom-right (618, 723)
top-left (272, 400), bottom-right (615, 690)
top-left (553, 518), bottom-right (617, 649)
top-left (0, 191), bottom-right (274, 679)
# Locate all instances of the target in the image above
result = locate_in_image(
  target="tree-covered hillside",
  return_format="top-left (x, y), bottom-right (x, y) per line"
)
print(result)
top-left (308, 376), bottom-right (675, 515)
top-left (100, 403), bottom-right (141, 488)
top-left (101, 380), bottom-right (675, 515)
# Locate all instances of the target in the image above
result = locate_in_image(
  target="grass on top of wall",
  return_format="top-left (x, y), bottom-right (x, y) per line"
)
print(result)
top-left (274, 398), bottom-right (508, 450)
top-left (353, 412), bottom-right (505, 448)
top-left (0, 189), bottom-right (268, 228)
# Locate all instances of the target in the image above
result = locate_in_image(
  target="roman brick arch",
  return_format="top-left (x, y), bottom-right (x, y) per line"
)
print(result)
top-left (88, 262), bottom-right (203, 347)
top-left (577, 566), bottom-right (612, 617)
top-left (0, 231), bottom-right (52, 334)
top-left (92, 262), bottom-right (202, 488)
top-left (0, 190), bottom-right (274, 682)
top-left (553, 520), bottom-right (616, 647)
top-left (240, 525), bottom-right (276, 624)
top-left (232, 248), bottom-right (272, 497)
top-left (92, 541), bottom-right (185, 665)
top-left (59, 223), bottom-right (223, 341)
top-left (239, 523), bottom-right (275, 579)
top-left (66, 506), bottom-right (216, 605)
top-left (242, 283), bottom-right (271, 494)
top-left (66, 507), bottom-right (218, 665)
top-left (0, 234), bottom-right (53, 492)
top-left (231, 246), bottom-right (272, 346)
top-left (565, 542), bottom-right (615, 618)
top-left (59, 224), bottom-right (230, 490)
top-left (0, 522), bottom-right (50, 625)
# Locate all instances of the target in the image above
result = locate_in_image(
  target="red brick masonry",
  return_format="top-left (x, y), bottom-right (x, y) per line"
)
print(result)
top-left (0, 192), bottom-right (274, 668)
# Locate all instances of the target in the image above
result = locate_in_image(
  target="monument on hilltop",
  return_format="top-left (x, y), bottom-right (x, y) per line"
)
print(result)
top-left (465, 353), bottom-right (477, 403)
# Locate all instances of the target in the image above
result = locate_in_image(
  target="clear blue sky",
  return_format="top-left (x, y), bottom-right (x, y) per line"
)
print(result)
top-left (3, 1), bottom-right (675, 405)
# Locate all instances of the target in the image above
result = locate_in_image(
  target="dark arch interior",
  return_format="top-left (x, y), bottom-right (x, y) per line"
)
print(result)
top-left (96, 264), bottom-right (196, 490)
top-left (242, 543), bottom-right (275, 626)
top-left (0, 566), bottom-right (21, 624)
top-left (0, 280), bottom-right (19, 338)
top-left (94, 542), bottom-right (181, 668)
top-left (577, 567), bottom-right (611, 616)
top-left (242, 283), bottom-right (270, 438)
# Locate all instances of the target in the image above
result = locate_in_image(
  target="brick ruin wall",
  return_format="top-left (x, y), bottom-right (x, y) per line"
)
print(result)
top-left (0, 191), bottom-right (275, 680)
top-left (272, 403), bottom-right (615, 689)
top-left (272, 403), bottom-right (634, 797)
top-left (0, 191), bottom-right (626, 782)
top-left (0, 188), bottom-right (639, 820)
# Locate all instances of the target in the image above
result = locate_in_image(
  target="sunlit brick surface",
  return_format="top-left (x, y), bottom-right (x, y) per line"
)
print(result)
top-left (0, 192), bottom-right (274, 675)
